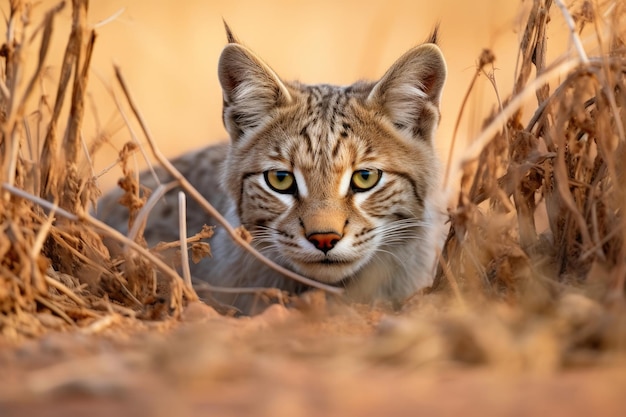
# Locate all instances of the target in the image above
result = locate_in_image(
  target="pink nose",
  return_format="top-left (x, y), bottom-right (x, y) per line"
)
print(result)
top-left (307, 232), bottom-right (342, 254)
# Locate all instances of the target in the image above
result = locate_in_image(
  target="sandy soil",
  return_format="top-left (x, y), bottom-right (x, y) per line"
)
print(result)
top-left (1, 300), bottom-right (625, 417)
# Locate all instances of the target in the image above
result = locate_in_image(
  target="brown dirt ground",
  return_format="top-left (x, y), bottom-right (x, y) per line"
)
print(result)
top-left (1, 299), bottom-right (625, 417)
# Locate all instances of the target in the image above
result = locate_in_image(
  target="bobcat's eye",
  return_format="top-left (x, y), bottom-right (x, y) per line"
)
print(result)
top-left (351, 169), bottom-right (382, 192)
top-left (264, 170), bottom-right (297, 194)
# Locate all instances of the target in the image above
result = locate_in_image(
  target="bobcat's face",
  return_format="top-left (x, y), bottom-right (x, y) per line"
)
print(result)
top-left (218, 32), bottom-right (446, 286)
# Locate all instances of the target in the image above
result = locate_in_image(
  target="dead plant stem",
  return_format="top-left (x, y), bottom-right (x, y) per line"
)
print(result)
top-left (1, 182), bottom-right (199, 302)
top-left (453, 58), bottom-right (581, 184)
top-left (34, 294), bottom-right (75, 326)
top-left (178, 191), bottom-right (192, 288)
top-left (554, 0), bottom-right (589, 64)
top-left (44, 275), bottom-right (87, 307)
top-left (126, 183), bottom-right (170, 244)
top-left (443, 62), bottom-right (481, 189)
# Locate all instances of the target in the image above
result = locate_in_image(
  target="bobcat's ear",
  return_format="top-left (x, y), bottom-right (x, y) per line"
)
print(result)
top-left (218, 43), bottom-right (292, 141)
top-left (367, 43), bottom-right (446, 142)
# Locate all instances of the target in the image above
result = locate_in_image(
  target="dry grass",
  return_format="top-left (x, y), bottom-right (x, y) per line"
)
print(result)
top-left (0, 0), bottom-right (195, 338)
top-left (0, 0), bottom-right (625, 374)
top-left (436, 0), bottom-right (626, 304)
top-left (424, 0), bottom-right (626, 368)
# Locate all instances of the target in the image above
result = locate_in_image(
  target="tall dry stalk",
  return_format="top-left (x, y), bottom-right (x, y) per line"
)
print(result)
top-left (0, 1), bottom-right (197, 338)
top-left (435, 0), bottom-right (626, 305)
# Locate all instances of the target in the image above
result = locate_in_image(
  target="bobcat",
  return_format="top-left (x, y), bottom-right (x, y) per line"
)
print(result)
top-left (99, 26), bottom-right (447, 314)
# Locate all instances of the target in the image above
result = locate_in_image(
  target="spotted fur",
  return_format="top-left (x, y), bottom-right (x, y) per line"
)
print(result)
top-left (99, 27), bottom-right (447, 313)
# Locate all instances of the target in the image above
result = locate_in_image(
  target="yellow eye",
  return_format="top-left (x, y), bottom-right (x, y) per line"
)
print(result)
top-left (351, 169), bottom-right (382, 192)
top-left (264, 170), bottom-right (297, 194)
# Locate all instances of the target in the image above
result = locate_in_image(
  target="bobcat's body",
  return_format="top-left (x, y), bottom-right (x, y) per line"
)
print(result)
top-left (99, 28), bottom-right (447, 313)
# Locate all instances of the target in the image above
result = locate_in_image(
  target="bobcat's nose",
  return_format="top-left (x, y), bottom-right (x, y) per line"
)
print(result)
top-left (307, 232), bottom-right (342, 254)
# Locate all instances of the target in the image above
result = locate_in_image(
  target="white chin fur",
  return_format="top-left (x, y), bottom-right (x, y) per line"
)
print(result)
top-left (290, 257), bottom-right (369, 284)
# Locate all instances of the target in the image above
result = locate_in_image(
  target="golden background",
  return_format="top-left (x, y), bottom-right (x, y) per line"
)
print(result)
top-left (17, 1), bottom-right (565, 190)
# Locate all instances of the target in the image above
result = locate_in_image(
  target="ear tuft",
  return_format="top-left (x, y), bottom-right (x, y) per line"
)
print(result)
top-left (425, 24), bottom-right (440, 45)
top-left (222, 20), bottom-right (239, 44)
top-left (368, 43), bottom-right (447, 142)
